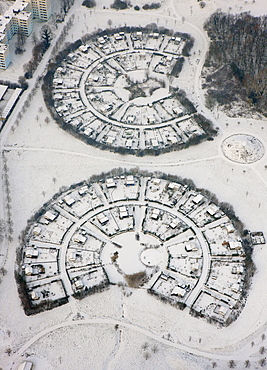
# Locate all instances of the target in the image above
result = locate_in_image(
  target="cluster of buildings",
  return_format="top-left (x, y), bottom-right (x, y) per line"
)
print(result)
top-left (0, 0), bottom-right (51, 69)
top-left (51, 29), bottom-right (211, 153)
top-left (0, 83), bottom-right (22, 124)
top-left (19, 173), bottom-right (258, 325)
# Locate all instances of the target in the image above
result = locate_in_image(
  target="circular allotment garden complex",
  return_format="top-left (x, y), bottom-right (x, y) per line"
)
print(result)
top-left (18, 171), bottom-right (252, 326)
top-left (45, 28), bottom-right (217, 154)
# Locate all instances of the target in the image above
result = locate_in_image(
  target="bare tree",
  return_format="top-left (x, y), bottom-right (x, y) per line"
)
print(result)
top-left (60, 0), bottom-right (74, 15)
top-left (31, 31), bottom-right (38, 46)
top-left (141, 342), bottom-right (149, 350)
top-left (40, 25), bottom-right (53, 48)
top-left (5, 348), bottom-right (11, 356)
top-left (15, 27), bottom-right (26, 54)
top-left (144, 352), bottom-right (150, 360)
top-left (259, 358), bottom-right (266, 367)
top-left (228, 360), bottom-right (236, 368)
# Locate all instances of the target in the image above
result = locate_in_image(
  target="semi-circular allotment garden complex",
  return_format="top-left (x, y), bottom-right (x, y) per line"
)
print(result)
top-left (17, 170), bottom-right (254, 326)
top-left (43, 27), bottom-right (217, 155)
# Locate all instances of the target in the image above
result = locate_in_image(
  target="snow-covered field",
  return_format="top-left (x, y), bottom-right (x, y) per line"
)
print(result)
top-left (1, 0), bottom-right (267, 369)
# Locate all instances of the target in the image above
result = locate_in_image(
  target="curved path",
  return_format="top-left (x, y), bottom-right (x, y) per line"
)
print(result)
top-left (14, 317), bottom-right (242, 361)
top-left (3, 145), bottom-right (220, 167)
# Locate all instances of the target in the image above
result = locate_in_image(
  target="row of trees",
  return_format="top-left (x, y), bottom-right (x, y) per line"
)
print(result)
top-left (23, 25), bottom-right (53, 79)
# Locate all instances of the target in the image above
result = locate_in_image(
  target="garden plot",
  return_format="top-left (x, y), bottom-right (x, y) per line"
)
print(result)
top-left (168, 255), bottom-right (202, 278)
top-left (83, 119), bottom-right (107, 139)
top-left (54, 188), bottom-right (102, 218)
top-left (79, 46), bottom-right (100, 61)
top-left (27, 280), bottom-right (67, 307)
top-left (154, 55), bottom-right (178, 75)
top-left (114, 54), bottom-right (136, 71)
top-left (145, 178), bottom-right (168, 202)
top-left (108, 33), bottom-right (128, 52)
top-left (177, 118), bottom-right (205, 138)
top-left (144, 33), bottom-right (164, 51)
top-left (77, 111), bottom-right (96, 127)
top-left (164, 37), bottom-right (186, 55)
top-left (121, 128), bottom-right (140, 149)
top-left (102, 176), bottom-right (140, 202)
top-left (206, 261), bottom-right (244, 299)
top-left (67, 52), bottom-right (91, 70)
top-left (31, 215), bottom-right (73, 245)
top-left (204, 224), bottom-right (244, 256)
top-left (142, 207), bottom-right (189, 241)
top-left (192, 291), bottom-right (232, 324)
top-left (54, 68), bottom-right (83, 89)
top-left (78, 46), bottom-right (100, 62)
top-left (145, 178), bottom-right (188, 207)
top-left (153, 100), bottom-right (174, 121)
top-left (96, 36), bottom-right (117, 55)
top-left (168, 238), bottom-right (202, 258)
top-left (131, 32), bottom-right (145, 49)
top-left (68, 266), bottom-right (108, 293)
top-left (24, 260), bottom-right (59, 283)
top-left (24, 247), bottom-right (58, 265)
top-left (69, 231), bottom-right (103, 252)
top-left (144, 128), bottom-right (166, 148)
top-left (190, 203), bottom-right (223, 227)
top-left (151, 271), bottom-right (195, 303)
top-left (159, 126), bottom-right (180, 146)
top-left (161, 96), bottom-right (186, 117)
top-left (66, 249), bottom-right (99, 269)
top-left (178, 192), bottom-right (206, 214)
top-left (90, 208), bottom-right (134, 237)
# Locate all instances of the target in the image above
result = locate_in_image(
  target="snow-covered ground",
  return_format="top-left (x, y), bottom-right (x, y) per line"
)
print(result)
top-left (1, 0), bottom-right (267, 369)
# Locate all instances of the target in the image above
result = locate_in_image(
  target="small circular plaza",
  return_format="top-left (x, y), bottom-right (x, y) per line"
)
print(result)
top-left (49, 28), bottom-right (217, 154)
top-left (19, 171), bottom-right (251, 326)
top-left (222, 134), bottom-right (265, 164)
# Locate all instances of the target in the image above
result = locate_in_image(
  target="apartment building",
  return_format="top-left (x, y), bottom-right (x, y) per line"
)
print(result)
top-left (0, 44), bottom-right (11, 69)
top-left (0, 0), bottom-right (51, 69)
top-left (30, 0), bottom-right (52, 21)
top-left (0, 1), bottom-right (32, 40)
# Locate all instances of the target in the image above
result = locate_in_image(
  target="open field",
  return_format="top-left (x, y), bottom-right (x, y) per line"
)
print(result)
top-left (1, 0), bottom-right (267, 369)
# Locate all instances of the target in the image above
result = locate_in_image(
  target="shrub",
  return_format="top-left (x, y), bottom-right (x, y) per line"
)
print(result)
top-left (124, 271), bottom-right (146, 288)
top-left (142, 3), bottom-right (161, 10)
top-left (82, 0), bottom-right (96, 7)
top-left (110, 0), bottom-right (130, 9)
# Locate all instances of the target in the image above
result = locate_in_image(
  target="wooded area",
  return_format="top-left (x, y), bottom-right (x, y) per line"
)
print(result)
top-left (203, 12), bottom-right (267, 115)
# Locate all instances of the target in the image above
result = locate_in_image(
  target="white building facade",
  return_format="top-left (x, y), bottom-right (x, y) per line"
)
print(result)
top-left (0, 0), bottom-right (51, 69)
